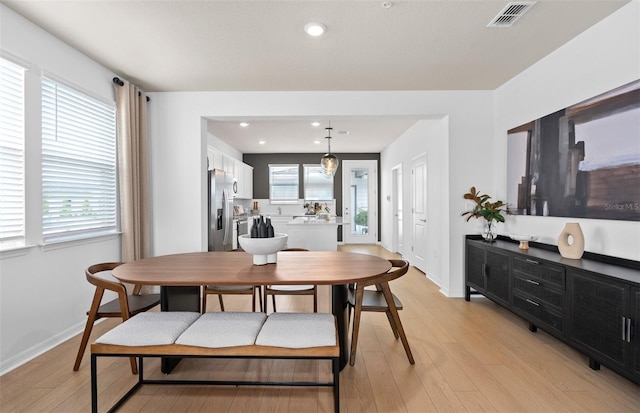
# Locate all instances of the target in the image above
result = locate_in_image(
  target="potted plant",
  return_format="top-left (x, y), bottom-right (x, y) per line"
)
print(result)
top-left (354, 209), bottom-right (368, 227)
top-left (461, 186), bottom-right (510, 241)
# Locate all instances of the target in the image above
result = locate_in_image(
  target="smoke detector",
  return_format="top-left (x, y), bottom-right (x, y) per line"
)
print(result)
top-left (487, 1), bottom-right (536, 27)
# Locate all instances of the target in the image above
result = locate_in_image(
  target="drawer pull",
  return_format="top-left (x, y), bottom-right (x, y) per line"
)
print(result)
top-left (525, 298), bottom-right (540, 307)
top-left (524, 279), bottom-right (540, 286)
top-left (525, 259), bottom-right (540, 265)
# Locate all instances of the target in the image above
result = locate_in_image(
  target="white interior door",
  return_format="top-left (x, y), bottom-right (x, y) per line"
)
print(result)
top-left (412, 154), bottom-right (427, 271)
top-left (392, 164), bottom-right (403, 253)
top-left (342, 160), bottom-right (377, 244)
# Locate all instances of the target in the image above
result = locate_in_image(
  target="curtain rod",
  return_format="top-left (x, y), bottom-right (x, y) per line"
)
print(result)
top-left (113, 77), bottom-right (150, 102)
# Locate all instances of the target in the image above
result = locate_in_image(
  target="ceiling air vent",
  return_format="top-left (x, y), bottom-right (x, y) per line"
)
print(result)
top-left (487, 1), bottom-right (536, 27)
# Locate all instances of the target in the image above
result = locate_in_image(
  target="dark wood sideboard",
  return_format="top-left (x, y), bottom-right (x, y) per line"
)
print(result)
top-left (465, 235), bottom-right (640, 385)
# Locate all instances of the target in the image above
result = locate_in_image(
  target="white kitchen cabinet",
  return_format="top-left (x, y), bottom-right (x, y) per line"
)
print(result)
top-left (234, 161), bottom-right (253, 199)
top-left (208, 147), bottom-right (225, 171)
top-left (207, 147), bottom-right (253, 199)
top-left (286, 219), bottom-right (341, 251)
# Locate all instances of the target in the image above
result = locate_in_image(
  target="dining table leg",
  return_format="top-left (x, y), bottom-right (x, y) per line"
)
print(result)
top-left (160, 286), bottom-right (201, 373)
top-left (332, 284), bottom-right (350, 371)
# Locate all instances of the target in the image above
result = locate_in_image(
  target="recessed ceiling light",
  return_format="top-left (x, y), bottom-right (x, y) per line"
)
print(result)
top-left (310, 121), bottom-right (321, 127)
top-left (258, 140), bottom-right (266, 145)
top-left (239, 122), bottom-right (250, 127)
top-left (304, 22), bottom-right (326, 37)
top-left (313, 140), bottom-right (321, 144)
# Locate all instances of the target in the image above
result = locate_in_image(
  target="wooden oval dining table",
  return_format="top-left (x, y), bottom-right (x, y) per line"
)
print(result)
top-left (112, 250), bottom-right (392, 371)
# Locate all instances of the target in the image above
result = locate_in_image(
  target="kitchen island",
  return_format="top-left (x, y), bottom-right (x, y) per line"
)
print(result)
top-left (286, 216), bottom-right (342, 251)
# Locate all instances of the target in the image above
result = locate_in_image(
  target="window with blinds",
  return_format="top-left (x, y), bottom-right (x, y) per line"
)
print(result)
top-left (269, 164), bottom-right (299, 202)
top-left (41, 77), bottom-right (117, 242)
top-left (303, 164), bottom-right (334, 200)
top-left (0, 58), bottom-right (26, 245)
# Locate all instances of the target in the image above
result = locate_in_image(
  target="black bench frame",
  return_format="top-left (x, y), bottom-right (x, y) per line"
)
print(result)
top-left (91, 352), bottom-right (339, 413)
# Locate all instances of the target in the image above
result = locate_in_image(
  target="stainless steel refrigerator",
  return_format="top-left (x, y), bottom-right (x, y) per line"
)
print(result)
top-left (208, 169), bottom-right (234, 251)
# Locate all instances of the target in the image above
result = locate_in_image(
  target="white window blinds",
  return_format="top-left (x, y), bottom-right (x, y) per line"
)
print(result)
top-left (0, 58), bottom-right (26, 244)
top-left (269, 164), bottom-right (299, 202)
top-left (41, 77), bottom-right (117, 242)
top-left (303, 164), bottom-right (333, 200)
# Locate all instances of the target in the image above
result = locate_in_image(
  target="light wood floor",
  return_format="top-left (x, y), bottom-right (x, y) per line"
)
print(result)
top-left (1, 245), bottom-right (638, 412)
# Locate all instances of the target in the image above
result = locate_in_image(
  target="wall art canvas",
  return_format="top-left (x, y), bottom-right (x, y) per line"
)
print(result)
top-left (507, 80), bottom-right (640, 221)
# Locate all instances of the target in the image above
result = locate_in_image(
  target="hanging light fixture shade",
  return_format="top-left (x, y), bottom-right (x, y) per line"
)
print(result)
top-left (320, 127), bottom-right (339, 176)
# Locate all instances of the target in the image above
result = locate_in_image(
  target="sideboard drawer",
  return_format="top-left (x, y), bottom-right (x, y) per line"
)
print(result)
top-left (513, 275), bottom-right (564, 309)
top-left (513, 291), bottom-right (564, 335)
top-left (513, 256), bottom-right (565, 288)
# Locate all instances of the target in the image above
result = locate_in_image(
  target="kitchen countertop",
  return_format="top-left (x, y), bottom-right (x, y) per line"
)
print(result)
top-left (287, 216), bottom-right (343, 225)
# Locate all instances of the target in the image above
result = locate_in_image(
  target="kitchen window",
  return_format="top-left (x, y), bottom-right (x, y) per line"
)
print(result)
top-left (303, 164), bottom-right (333, 201)
top-left (41, 77), bottom-right (117, 243)
top-left (0, 58), bottom-right (26, 248)
top-left (269, 164), bottom-right (299, 203)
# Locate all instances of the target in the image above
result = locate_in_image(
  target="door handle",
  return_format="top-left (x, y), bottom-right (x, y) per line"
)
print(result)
top-left (626, 317), bottom-right (632, 343)
top-left (419, 218), bottom-right (426, 222)
top-left (622, 317), bottom-right (626, 341)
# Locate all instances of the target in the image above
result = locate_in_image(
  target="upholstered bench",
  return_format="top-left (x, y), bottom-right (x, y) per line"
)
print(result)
top-left (90, 311), bottom-right (340, 413)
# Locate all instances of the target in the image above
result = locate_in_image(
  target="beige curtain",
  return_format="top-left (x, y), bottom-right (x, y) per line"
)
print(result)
top-left (114, 80), bottom-right (150, 263)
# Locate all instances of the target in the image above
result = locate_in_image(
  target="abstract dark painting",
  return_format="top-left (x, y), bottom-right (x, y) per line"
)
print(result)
top-left (507, 80), bottom-right (640, 221)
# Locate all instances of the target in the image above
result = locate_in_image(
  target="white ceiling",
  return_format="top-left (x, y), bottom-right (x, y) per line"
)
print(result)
top-left (3, 0), bottom-right (629, 153)
top-left (206, 116), bottom-right (430, 153)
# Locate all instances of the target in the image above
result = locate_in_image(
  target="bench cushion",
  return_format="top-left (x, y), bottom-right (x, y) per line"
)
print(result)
top-left (176, 312), bottom-right (267, 348)
top-left (96, 312), bottom-right (200, 346)
top-left (256, 313), bottom-right (336, 348)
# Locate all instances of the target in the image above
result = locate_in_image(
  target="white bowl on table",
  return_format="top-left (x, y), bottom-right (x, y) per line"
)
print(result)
top-left (238, 233), bottom-right (288, 265)
top-left (509, 234), bottom-right (538, 250)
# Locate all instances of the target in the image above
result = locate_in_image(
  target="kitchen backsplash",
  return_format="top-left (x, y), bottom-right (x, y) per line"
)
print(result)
top-left (247, 199), bottom-right (336, 217)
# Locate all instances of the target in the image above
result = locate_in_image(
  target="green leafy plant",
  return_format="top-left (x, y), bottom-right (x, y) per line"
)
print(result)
top-left (354, 209), bottom-right (368, 227)
top-left (461, 186), bottom-right (510, 238)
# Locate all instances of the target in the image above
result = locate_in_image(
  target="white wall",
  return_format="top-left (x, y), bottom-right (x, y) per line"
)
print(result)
top-left (147, 91), bottom-right (495, 298)
top-left (0, 5), bottom-right (121, 374)
top-left (380, 118), bottom-right (448, 286)
top-left (494, 1), bottom-right (640, 261)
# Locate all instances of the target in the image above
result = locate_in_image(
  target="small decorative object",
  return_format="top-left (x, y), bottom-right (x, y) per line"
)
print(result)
top-left (509, 234), bottom-right (538, 250)
top-left (238, 234), bottom-right (288, 265)
top-left (303, 203), bottom-right (315, 215)
top-left (557, 222), bottom-right (584, 259)
top-left (462, 186), bottom-right (511, 242)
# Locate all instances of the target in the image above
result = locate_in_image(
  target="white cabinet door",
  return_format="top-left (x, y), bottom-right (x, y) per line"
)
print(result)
top-left (243, 163), bottom-right (253, 199)
top-left (233, 162), bottom-right (253, 199)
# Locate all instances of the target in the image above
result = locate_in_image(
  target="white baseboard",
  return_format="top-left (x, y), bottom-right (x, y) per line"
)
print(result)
top-left (0, 319), bottom-right (94, 376)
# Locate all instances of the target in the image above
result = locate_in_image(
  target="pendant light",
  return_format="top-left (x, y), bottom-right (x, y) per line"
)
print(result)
top-left (320, 127), bottom-right (339, 176)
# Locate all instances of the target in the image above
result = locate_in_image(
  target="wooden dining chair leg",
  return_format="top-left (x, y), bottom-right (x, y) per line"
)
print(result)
top-left (272, 294), bottom-right (277, 312)
top-left (381, 283), bottom-right (415, 364)
top-left (375, 283), bottom-right (400, 338)
top-left (201, 287), bottom-right (207, 314)
top-left (73, 287), bottom-right (104, 371)
top-left (349, 288), bottom-right (365, 366)
top-left (218, 295), bottom-right (225, 311)
top-left (256, 286), bottom-right (263, 312)
top-left (384, 310), bottom-right (401, 339)
top-left (251, 287), bottom-right (257, 312)
top-left (313, 286), bottom-right (318, 312)
top-left (74, 286), bottom-right (138, 374)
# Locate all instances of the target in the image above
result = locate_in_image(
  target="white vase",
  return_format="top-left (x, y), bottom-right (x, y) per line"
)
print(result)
top-left (557, 222), bottom-right (584, 259)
